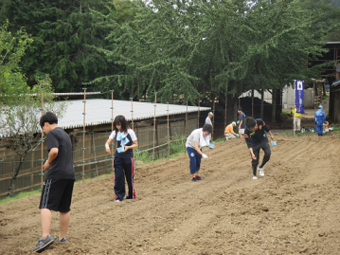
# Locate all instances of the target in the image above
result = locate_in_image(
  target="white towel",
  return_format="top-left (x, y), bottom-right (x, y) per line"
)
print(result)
top-left (199, 128), bottom-right (210, 148)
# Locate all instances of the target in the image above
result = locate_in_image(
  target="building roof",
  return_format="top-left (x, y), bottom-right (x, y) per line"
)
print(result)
top-left (331, 79), bottom-right (340, 87)
top-left (0, 99), bottom-right (210, 137)
top-left (58, 99), bottom-right (210, 129)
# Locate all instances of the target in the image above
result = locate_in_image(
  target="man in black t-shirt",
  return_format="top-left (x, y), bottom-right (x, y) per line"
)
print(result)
top-left (244, 117), bottom-right (275, 180)
top-left (238, 107), bottom-right (246, 142)
top-left (33, 112), bottom-right (75, 252)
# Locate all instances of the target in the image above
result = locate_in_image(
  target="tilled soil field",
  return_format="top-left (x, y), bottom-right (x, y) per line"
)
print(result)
top-left (1, 133), bottom-right (340, 254)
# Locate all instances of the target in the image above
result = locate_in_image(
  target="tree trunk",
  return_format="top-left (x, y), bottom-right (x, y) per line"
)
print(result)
top-left (271, 89), bottom-right (277, 122)
top-left (260, 89), bottom-right (264, 119)
top-left (8, 154), bottom-right (26, 197)
top-left (233, 99), bottom-right (238, 121)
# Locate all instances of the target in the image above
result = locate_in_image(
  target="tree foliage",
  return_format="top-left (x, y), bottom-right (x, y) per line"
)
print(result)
top-left (0, 76), bottom-right (67, 197)
top-left (0, 0), bottom-right (118, 92)
top-left (0, 22), bottom-right (31, 108)
top-left (89, 0), bottom-right (329, 104)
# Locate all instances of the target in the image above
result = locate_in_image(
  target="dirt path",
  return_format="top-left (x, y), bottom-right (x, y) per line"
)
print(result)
top-left (1, 133), bottom-right (340, 254)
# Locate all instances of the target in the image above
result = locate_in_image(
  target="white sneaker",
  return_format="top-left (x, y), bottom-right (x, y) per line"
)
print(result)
top-left (259, 167), bottom-right (264, 176)
top-left (252, 176), bottom-right (258, 180)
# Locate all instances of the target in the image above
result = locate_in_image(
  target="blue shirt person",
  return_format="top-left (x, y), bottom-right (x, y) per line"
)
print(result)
top-left (314, 105), bottom-right (326, 136)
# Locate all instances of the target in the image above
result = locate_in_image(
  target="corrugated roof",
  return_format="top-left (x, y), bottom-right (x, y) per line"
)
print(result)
top-left (59, 99), bottom-right (210, 129)
top-left (331, 79), bottom-right (340, 87)
top-left (0, 99), bottom-right (210, 137)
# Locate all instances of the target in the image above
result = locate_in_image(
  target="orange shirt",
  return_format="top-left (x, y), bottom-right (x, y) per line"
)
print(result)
top-left (224, 124), bottom-right (236, 135)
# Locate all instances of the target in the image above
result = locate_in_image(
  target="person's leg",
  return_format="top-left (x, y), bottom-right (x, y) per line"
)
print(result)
top-left (41, 209), bottom-right (52, 238)
top-left (187, 147), bottom-right (198, 181)
top-left (259, 140), bottom-right (271, 172)
top-left (39, 179), bottom-right (55, 238)
top-left (297, 117), bottom-right (301, 131)
top-left (317, 125), bottom-right (323, 135)
top-left (59, 212), bottom-right (70, 239)
top-left (113, 157), bottom-right (126, 201)
top-left (194, 149), bottom-right (203, 179)
top-left (225, 133), bottom-right (236, 140)
top-left (251, 145), bottom-right (260, 177)
top-left (123, 157), bottom-right (136, 199)
top-left (58, 180), bottom-right (74, 240)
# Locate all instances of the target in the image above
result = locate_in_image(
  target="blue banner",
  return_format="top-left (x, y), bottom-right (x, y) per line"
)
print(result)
top-left (295, 80), bottom-right (305, 114)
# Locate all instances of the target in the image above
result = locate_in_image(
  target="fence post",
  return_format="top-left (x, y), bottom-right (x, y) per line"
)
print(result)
top-left (167, 102), bottom-right (170, 157)
top-left (153, 92), bottom-right (157, 161)
top-left (39, 87), bottom-right (44, 191)
top-left (198, 98), bottom-right (200, 129)
top-left (81, 87), bottom-right (87, 182)
top-left (185, 101), bottom-right (188, 137)
top-left (224, 96), bottom-right (227, 127)
top-left (212, 99), bottom-right (215, 139)
top-left (130, 97), bottom-right (134, 130)
top-left (110, 90), bottom-right (114, 176)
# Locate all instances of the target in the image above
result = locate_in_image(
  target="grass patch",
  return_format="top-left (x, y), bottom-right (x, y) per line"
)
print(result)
top-left (282, 111), bottom-right (292, 116)
top-left (0, 190), bottom-right (41, 204)
top-left (170, 134), bottom-right (186, 155)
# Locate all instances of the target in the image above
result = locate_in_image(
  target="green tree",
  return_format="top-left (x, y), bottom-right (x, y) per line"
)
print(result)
top-left (90, 0), bottom-right (327, 112)
top-left (0, 22), bottom-right (31, 109)
top-left (0, 0), bottom-right (118, 92)
top-left (0, 76), bottom-right (67, 197)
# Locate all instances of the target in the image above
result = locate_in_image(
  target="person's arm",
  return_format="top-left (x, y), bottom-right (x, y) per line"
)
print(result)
top-left (263, 122), bottom-right (274, 141)
top-left (194, 141), bottom-right (203, 155)
top-left (238, 120), bottom-right (243, 130)
top-left (248, 147), bottom-right (256, 160)
top-left (105, 138), bottom-right (113, 154)
top-left (43, 148), bottom-right (59, 170)
top-left (123, 140), bottom-right (138, 152)
top-left (268, 130), bottom-right (274, 141)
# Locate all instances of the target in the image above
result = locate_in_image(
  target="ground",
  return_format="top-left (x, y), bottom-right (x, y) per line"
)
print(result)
top-left (1, 132), bottom-right (340, 255)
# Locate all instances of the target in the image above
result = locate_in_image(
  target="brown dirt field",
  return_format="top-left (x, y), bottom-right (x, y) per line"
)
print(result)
top-left (1, 133), bottom-right (340, 255)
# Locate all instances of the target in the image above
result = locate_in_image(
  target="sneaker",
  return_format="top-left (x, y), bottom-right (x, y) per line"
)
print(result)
top-left (114, 199), bottom-right (121, 202)
top-left (191, 177), bottom-right (198, 182)
top-left (126, 196), bottom-right (133, 199)
top-left (32, 235), bottom-right (54, 252)
top-left (259, 167), bottom-right (264, 176)
top-left (252, 176), bottom-right (258, 180)
top-left (195, 176), bottom-right (202, 181)
top-left (54, 237), bottom-right (67, 242)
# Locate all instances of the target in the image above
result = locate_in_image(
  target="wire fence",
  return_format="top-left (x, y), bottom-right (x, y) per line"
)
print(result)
top-left (0, 87), bottom-right (285, 198)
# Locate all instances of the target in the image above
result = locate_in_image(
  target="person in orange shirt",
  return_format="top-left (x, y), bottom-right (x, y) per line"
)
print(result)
top-left (224, 122), bottom-right (239, 140)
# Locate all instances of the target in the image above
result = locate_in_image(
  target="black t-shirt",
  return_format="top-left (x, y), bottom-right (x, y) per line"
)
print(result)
top-left (239, 112), bottom-right (246, 129)
top-left (244, 119), bottom-right (270, 148)
top-left (46, 127), bottom-right (75, 180)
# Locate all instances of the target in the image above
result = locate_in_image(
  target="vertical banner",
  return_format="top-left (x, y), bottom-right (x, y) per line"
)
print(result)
top-left (295, 80), bottom-right (305, 114)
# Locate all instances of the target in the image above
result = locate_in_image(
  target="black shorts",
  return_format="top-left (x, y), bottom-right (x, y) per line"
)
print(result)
top-left (39, 179), bottom-right (75, 212)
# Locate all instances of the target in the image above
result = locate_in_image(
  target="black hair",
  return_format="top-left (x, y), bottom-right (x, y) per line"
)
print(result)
top-left (202, 124), bottom-right (212, 133)
top-left (245, 117), bottom-right (257, 129)
top-left (40, 112), bottom-right (58, 128)
top-left (113, 115), bottom-right (129, 133)
top-left (238, 107), bottom-right (242, 111)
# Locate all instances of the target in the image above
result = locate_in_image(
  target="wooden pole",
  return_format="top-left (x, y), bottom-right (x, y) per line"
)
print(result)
top-left (198, 98), bottom-right (200, 129)
top-left (110, 90), bottom-right (114, 175)
top-left (82, 87), bottom-right (87, 182)
top-left (224, 96), bottom-right (227, 127)
top-left (130, 97), bottom-right (134, 130)
top-left (40, 88), bottom-right (44, 190)
top-left (153, 92), bottom-right (157, 161)
top-left (212, 98), bottom-right (215, 139)
top-left (167, 102), bottom-right (170, 157)
top-left (185, 101), bottom-right (188, 137)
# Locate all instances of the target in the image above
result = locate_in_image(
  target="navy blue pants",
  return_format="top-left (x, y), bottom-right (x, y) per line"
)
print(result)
top-left (186, 147), bottom-right (202, 174)
top-left (113, 157), bottom-right (136, 201)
